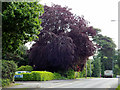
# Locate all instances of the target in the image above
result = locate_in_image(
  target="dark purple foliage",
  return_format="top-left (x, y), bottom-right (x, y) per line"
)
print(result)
top-left (29, 5), bottom-right (96, 72)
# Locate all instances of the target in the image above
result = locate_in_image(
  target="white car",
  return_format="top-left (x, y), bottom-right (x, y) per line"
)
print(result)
top-left (116, 75), bottom-right (120, 78)
top-left (15, 71), bottom-right (31, 74)
top-left (104, 70), bottom-right (113, 78)
top-left (14, 71), bottom-right (31, 78)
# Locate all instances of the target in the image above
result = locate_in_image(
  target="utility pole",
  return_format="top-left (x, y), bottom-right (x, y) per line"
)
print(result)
top-left (86, 61), bottom-right (87, 78)
top-left (90, 59), bottom-right (91, 77)
top-left (112, 60), bottom-right (114, 72)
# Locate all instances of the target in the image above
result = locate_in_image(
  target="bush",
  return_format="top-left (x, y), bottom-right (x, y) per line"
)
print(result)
top-left (17, 65), bottom-right (33, 71)
top-left (2, 60), bottom-right (17, 82)
top-left (15, 73), bottom-right (33, 81)
top-left (32, 71), bottom-right (54, 81)
top-left (53, 72), bottom-right (66, 80)
top-left (75, 72), bottom-right (80, 78)
top-left (15, 70), bottom-right (76, 81)
top-left (2, 79), bottom-right (11, 87)
top-left (15, 71), bottom-right (54, 81)
top-left (79, 68), bottom-right (86, 78)
top-left (64, 69), bottom-right (75, 79)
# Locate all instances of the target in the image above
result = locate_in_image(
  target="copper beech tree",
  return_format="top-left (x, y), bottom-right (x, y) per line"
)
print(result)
top-left (29, 5), bottom-right (96, 72)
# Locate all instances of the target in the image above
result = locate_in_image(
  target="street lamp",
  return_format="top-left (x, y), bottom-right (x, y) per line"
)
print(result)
top-left (111, 20), bottom-right (117, 22)
top-left (111, 20), bottom-right (120, 22)
top-left (110, 19), bottom-right (119, 77)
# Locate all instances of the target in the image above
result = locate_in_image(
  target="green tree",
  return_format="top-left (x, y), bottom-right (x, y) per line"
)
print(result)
top-left (93, 29), bottom-right (116, 57)
top-left (79, 60), bottom-right (93, 77)
top-left (114, 64), bottom-right (120, 76)
top-left (113, 49), bottom-right (120, 76)
top-left (2, 2), bottom-right (44, 55)
top-left (15, 45), bottom-right (29, 66)
top-left (3, 45), bottom-right (29, 66)
top-left (92, 55), bottom-right (101, 77)
top-left (118, 49), bottom-right (120, 68)
top-left (93, 29), bottom-right (116, 76)
top-left (86, 60), bottom-right (93, 77)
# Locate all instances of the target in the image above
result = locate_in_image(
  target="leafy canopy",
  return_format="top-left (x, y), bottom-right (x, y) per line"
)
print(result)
top-left (2, 2), bottom-right (44, 53)
top-left (93, 29), bottom-right (116, 76)
top-left (29, 5), bottom-right (96, 72)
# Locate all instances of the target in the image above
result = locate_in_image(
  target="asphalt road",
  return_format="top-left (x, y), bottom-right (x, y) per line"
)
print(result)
top-left (6, 78), bottom-right (118, 89)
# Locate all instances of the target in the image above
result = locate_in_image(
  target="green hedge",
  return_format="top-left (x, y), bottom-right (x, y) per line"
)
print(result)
top-left (15, 73), bottom-right (32, 81)
top-left (15, 70), bottom-right (77, 81)
top-left (17, 65), bottom-right (33, 71)
top-left (53, 72), bottom-right (66, 80)
top-left (15, 71), bottom-right (54, 81)
top-left (32, 71), bottom-right (54, 81)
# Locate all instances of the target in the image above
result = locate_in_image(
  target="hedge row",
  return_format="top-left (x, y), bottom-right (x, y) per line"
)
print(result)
top-left (17, 65), bottom-right (33, 71)
top-left (15, 70), bottom-right (76, 81)
top-left (53, 72), bottom-right (66, 80)
top-left (15, 71), bottom-right (54, 81)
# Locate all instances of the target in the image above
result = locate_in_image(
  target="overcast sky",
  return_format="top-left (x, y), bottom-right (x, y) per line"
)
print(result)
top-left (39, 0), bottom-right (119, 49)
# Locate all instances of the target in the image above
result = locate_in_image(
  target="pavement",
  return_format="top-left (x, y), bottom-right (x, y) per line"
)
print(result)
top-left (3, 78), bottom-right (119, 89)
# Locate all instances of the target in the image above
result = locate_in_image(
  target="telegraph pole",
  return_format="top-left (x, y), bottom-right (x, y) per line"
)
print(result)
top-left (86, 62), bottom-right (87, 78)
top-left (90, 59), bottom-right (91, 77)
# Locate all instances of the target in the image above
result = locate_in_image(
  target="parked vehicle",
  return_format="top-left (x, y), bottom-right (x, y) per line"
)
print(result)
top-left (15, 71), bottom-right (31, 74)
top-left (116, 75), bottom-right (120, 78)
top-left (104, 70), bottom-right (113, 78)
top-left (14, 71), bottom-right (31, 78)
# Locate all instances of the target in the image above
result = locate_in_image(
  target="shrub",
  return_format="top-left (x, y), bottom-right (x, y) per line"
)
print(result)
top-left (31, 71), bottom-right (54, 81)
top-left (15, 73), bottom-right (33, 81)
top-left (17, 65), bottom-right (33, 71)
top-left (64, 69), bottom-right (75, 79)
top-left (2, 79), bottom-right (11, 87)
top-left (15, 71), bottom-right (54, 81)
top-left (2, 60), bottom-right (17, 82)
top-left (79, 68), bottom-right (86, 78)
top-left (75, 72), bottom-right (80, 78)
top-left (53, 72), bottom-right (66, 80)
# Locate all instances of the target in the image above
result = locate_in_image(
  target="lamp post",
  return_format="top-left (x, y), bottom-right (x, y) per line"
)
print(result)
top-left (111, 19), bottom-right (119, 77)
top-left (111, 20), bottom-right (120, 22)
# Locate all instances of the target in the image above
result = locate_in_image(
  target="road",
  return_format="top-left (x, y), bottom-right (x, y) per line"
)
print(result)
top-left (6, 78), bottom-right (118, 89)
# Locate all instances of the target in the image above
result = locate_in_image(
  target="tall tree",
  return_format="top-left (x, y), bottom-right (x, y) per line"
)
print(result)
top-left (93, 29), bottom-right (116, 76)
top-left (118, 49), bottom-right (120, 68)
top-left (2, 45), bottom-right (29, 67)
top-left (2, 2), bottom-right (44, 55)
top-left (92, 55), bottom-right (101, 77)
top-left (29, 5), bottom-right (96, 72)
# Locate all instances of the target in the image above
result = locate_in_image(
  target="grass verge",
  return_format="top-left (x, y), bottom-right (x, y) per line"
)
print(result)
top-left (4, 83), bottom-right (22, 88)
top-left (116, 84), bottom-right (120, 90)
top-left (76, 77), bottom-right (102, 79)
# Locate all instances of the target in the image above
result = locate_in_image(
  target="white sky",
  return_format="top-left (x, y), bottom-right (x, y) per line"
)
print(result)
top-left (39, 0), bottom-right (119, 49)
